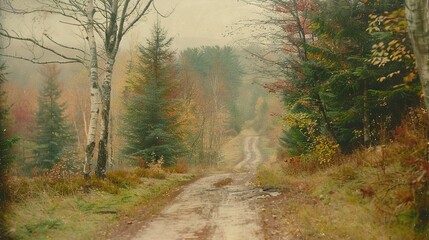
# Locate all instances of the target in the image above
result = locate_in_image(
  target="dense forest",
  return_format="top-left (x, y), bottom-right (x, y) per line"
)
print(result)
top-left (0, 0), bottom-right (428, 239)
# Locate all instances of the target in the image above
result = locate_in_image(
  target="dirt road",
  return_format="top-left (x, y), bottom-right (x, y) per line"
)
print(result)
top-left (130, 136), bottom-right (267, 240)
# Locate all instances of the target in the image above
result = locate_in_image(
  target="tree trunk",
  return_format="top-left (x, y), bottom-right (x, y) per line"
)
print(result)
top-left (96, 56), bottom-right (114, 178)
top-left (83, 0), bottom-right (100, 178)
top-left (316, 93), bottom-right (338, 144)
top-left (405, 0), bottom-right (429, 230)
top-left (363, 78), bottom-right (370, 147)
top-left (109, 112), bottom-right (114, 168)
top-left (406, 0), bottom-right (429, 109)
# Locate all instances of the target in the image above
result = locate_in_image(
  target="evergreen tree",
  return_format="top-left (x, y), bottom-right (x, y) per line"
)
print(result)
top-left (33, 65), bottom-right (73, 169)
top-left (279, 0), bottom-right (420, 155)
top-left (0, 62), bottom-right (13, 239)
top-left (122, 22), bottom-right (184, 166)
top-left (310, 0), bottom-right (420, 151)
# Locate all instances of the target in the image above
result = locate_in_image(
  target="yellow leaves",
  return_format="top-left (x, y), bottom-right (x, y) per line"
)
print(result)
top-left (367, 9), bottom-right (407, 34)
top-left (369, 38), bottom-right (413, 68)
top-left (313, 136), bottom-right (339, 165)
top-left (283, 112), bottom-right (340, 165)
top-left (367, 9), bottom-right (416, 83)
top-left (283, 112), bottom-right (318, 135)
top-left (387, 39), bottom-right (398, 47)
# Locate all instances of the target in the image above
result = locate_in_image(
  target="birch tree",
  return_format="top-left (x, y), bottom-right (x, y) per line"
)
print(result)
top-left (406, 0), bottom-right (429, 110)
top-left (405, 0), bottom-right (429, 230)
top-left (0, 0), bottom-right (154, 178)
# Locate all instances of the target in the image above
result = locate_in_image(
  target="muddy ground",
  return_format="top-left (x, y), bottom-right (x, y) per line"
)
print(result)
top-left (112, 136), bottom-right (275, 240)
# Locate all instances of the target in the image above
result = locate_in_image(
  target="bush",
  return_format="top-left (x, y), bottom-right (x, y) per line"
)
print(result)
top-left (106, 169), bottom-right (140, 188)
top-left (165, 158), bottom-right (188, 174)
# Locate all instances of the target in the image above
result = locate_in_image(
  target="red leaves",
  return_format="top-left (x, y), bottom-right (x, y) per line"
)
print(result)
top-left (263, 80), bottom-right (296, 94)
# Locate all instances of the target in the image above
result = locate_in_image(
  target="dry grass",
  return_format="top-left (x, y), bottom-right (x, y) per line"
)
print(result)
top-left (5, 171), bottom-right (195, 240)
top-left (258, 160), bottom-right (421, 239)
top-left (219, 128), bottom-right (257, 170)
top-left (257, 112), bottom-right (429, 239)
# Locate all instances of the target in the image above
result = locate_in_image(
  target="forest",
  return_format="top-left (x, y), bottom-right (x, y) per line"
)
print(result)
top-left (0, 0), bottom-right (429, 239)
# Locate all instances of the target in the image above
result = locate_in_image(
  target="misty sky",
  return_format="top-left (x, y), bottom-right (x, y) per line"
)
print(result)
top-left (5, 0), bottom-right (260, 50)
top-left (134, 0), bottom-right (260, 50)
top-left (4, 0), bottom-right (261, 84)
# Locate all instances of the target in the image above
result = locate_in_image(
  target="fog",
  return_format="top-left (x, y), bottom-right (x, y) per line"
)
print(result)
top-left (131, 0), bottom-right (259, 49)
top-left (3, 0), bottom-right (261, 85)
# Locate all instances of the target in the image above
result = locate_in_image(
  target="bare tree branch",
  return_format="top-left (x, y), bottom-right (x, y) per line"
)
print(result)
top-left (0, 29), bottom-right (84, 64)
top-left (122, 0), bottom-right (153, 36)
top-left (0, 53), bottom-right (80, 64)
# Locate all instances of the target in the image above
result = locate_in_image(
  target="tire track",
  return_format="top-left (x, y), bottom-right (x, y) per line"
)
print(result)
top-left (130, 136), bottom-right (264, 240)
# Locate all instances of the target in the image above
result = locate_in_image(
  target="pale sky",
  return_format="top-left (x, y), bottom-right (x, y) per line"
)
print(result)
top-left (4, 0), bottom-right (260, 51)
top-left (3, 0), bottom-right (261, 83)
top-left (127, 0), bottom-right (260, 50)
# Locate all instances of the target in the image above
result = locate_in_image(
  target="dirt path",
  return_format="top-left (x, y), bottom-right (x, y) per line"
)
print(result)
top-left (129, 136), bottom-right (268, 240)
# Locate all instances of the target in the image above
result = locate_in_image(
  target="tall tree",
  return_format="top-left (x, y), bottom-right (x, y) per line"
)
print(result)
top-left (406, 0), bottom-right (429, 111)
top-left (122, 22), bottom-right (183, 166)
top-left (33, 65), bottom-right (73, 169)
top-left (0, 0), bottom-right (154, 178)
top-left (405, 0), bottom-right (429, 230)
top-left (0, 62), bottom-right (12, 240)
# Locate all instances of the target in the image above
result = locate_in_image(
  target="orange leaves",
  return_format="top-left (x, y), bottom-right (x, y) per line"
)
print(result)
top-left (404, 72), bottom-right (416, 83)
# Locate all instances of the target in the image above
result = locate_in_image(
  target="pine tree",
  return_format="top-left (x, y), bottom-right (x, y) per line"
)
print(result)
top-left (34, 65), bottom-right (73, 169)
top-left (122, 22), bottom-right (184, 166)
top-left (0, 62), bottom-right (13, 239)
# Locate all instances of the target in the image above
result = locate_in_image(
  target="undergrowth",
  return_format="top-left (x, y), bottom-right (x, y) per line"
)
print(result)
top-left (6, 166), bottom-right (194, 239)
top-left (257, 109), bottom-right (429, 239)
top-left (7, 158), bottom-right (188, 203)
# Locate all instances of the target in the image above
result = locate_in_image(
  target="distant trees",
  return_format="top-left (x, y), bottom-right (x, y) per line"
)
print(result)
top-left (122, 35), bottom-right (244, 167)
top-left (177, 46), bottom-right (243, 165)
top-left (122, 23), bottom-right (184, 166)
top-left (33, 65), bottom-right (73, 169)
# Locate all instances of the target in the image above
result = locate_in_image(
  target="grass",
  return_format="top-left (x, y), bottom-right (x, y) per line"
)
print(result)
top-left (257, 159), bottom-right (423, 239)
top-left (6, 172), bottom-right (195, 240)
top-left (255, 116), bottom-right (429, 239)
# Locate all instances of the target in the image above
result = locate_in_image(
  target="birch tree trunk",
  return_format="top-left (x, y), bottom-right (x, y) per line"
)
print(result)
top-left (96, 56), bottom-right (114, 178)
top-left (95, 0), bottom-right (152, 178)
top-left (405, 0), bottom-right (429, 230)
top-left (406, 0), bottom-right (429, 109)
top-left (83, 0), bottom-right (100, 178)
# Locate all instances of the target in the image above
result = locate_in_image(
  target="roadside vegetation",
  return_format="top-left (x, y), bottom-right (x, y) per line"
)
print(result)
top-left (6, 164), bottom-right (194, 240)
top-left (257, 109), bottom-right (429, 239)
top-left (245, 0), bottom-right (429, 238)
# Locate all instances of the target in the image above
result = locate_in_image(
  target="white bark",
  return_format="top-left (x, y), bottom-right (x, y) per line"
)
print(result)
top-left (83, 0), bottom-right (100, 177)
top-left (96, 56), bottom-right (114, 177)
top-left (96, 0), bottom-right (153, 177)
top-left (406, 0), bottom-right (429, 109)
